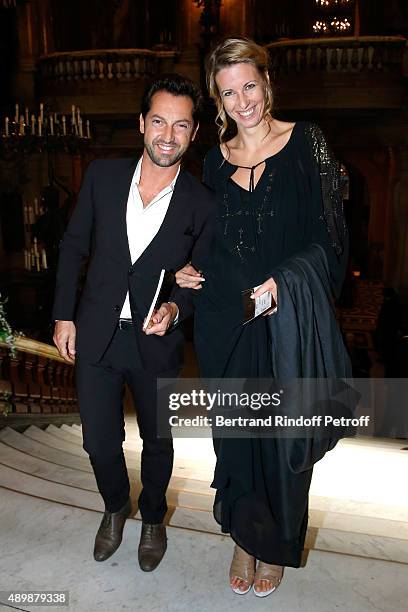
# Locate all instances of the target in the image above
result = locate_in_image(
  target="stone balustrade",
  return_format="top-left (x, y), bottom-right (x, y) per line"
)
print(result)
top-left (38, 48), bottom-right (179, 83)
top-left (0, 337), bottom-right (77, 417)
top-left (266, 36), bottom-right (407, 75)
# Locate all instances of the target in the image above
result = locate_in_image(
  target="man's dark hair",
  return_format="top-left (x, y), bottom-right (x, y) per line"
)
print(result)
top-left (140, 73), bottom-right (202, 125)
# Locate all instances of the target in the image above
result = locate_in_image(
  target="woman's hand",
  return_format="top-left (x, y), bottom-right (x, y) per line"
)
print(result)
top-left (251, 277), bottom-right (278, 315)
top-left (175, 262), bottom-right (205, 290)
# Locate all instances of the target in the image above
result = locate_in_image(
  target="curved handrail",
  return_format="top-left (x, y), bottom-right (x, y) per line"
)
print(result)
top-left (0, 337), bottom-right (70, 364)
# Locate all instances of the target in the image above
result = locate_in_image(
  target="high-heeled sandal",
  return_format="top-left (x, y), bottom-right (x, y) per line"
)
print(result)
top-left (229, 544), bottom-right (255, 595)
top-left (253, 562), bottom-right (284, 597)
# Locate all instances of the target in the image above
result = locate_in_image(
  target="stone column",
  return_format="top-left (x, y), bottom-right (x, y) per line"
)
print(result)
top-left (36, 0), bottom-right (55, 55)
top-left (220, 0), bottom-right (254, 38)
top-left (173, 0), bottom-right (201, 85)
top-left (13, 0), bottom-right (39, 102)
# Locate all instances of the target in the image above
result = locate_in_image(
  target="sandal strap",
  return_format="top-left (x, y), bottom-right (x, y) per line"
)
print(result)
top-left (229, 545), bottom-right (255, 583)
top-left (255, 562), bottom-right (284, 585)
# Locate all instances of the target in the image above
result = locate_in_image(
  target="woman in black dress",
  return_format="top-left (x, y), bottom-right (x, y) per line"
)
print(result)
top-left (176, 37), bottom-right (349, 597)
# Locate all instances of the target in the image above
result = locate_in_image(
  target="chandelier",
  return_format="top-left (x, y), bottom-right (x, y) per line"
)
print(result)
top-left (313, 17), bottom-right (352, 34)
top-left (313, 0), bottom-right (354, 36)
top-left (330, 17), bottom-right (352, 32)
top-left (315, 0), bottom-right (352, 6)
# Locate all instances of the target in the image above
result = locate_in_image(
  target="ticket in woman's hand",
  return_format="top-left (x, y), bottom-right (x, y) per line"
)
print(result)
top-left (242, 284), bottom-right (277, 324)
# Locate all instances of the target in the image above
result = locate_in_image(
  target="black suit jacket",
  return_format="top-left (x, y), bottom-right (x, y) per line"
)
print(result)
top-left (52, 158), bottom-right (215, 371)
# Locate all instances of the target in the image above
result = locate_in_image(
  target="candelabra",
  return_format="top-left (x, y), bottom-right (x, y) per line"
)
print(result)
top-left (24, 236), bottom-right (48, 273)
top-left (0, 101), bottom-right (91, 278)
top-left (1, 102), bottom-right (91, 159)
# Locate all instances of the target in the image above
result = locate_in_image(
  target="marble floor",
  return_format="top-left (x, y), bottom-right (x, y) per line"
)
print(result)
top-left (1, 422), bottom-right (407, 565)
top-left (0, 488), bottom-right (407, 612)
top-left (1, 421), bottom-right (408, 611)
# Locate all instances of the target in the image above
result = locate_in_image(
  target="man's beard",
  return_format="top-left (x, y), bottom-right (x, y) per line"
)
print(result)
top-left (144, 139), bottom-right (186, 167)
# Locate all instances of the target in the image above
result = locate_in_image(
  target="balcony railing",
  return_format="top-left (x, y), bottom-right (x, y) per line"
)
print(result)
top-left (266, 36), bottom-right (407, 75)
top-left (0, 337), bottom-right (77, 417)
top-left (39, 48), bottom-right (179, 83)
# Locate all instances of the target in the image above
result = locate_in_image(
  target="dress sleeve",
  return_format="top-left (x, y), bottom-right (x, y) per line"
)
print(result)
top-left (305, 123), bottom-right (348, 254)
top-left (304, 123), bottom-right (349, 299)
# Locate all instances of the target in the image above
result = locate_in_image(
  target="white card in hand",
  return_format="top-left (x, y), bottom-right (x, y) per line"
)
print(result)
top-left (242, 284), bottom-right (277, 324)
top-left (254, 287), bottom-right (272, 317)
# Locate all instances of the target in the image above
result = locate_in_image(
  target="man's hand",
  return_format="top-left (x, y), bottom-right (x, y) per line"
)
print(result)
top-left (144, 302), bottom-right (178, 336)
top-left (53, 320), bottom-right (77, 362)
top-left (175, 262), bottom-right (205, 290)
top-left (251, 277), bottom-right (278, 315)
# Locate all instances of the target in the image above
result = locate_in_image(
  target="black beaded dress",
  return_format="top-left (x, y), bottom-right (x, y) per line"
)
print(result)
top-left (194, 122), bottom-right (348, 567)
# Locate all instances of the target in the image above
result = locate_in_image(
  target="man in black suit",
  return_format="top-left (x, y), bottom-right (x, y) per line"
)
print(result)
top-left (53, 74), bottom-right (214, 571)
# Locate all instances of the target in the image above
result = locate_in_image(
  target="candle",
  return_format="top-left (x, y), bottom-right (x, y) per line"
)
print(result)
top-left (76, 107), bottom-right (81, 125)
top-left (15, 103), bottom-right (19, 123)
top-left (30, 114), bottom-right (35, 135)
top-left (25, 107), bottom-right (29, 125)
top-left (28, 206), bottom-right (34, 225)
top-left (38, 117), bottom-right (42, 137)
top-left (33, 236), bottom-right (38, 255)
top-left (50, 115), bottom-right (54, 135)
top-left (71, 104), bottom-right (76, 124)
top-left (78, 118), bottom-right (83, 138)
top-left (34, 197), bottom-right (39, 215)
top-left (41, 249), bottom-right (48, 270)
top-left (35, 253), bottom-right (41, 272)
top-left (5, 116), bottom-right (9, 137)
top-left (62, 115), bottom-right (66, 135)
top-left (39, 102), bottom-right (44, 122)
top-left (19, 115), bottom-right (25, 136)
top-left (86, 119), bottom-right (90, 139)
top-left (23, 205), bottom-right (28, 224)
top-left (31, 251), bottom-right (35, 269)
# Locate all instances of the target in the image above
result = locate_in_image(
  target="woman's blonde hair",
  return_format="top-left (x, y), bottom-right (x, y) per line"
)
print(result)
top-left (206, 37), bottom-right (274, 144)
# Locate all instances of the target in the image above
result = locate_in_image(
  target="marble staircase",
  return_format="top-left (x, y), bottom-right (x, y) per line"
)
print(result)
top-left (0, 422), bottom-right (407, 565)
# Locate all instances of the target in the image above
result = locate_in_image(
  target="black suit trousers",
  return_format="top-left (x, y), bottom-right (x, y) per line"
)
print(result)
top-left (75, 325), bottom-right (178, 522)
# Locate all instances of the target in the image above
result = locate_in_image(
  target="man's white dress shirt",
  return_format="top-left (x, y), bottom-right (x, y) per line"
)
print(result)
top-left (120, 156), bottom-right (180, 320)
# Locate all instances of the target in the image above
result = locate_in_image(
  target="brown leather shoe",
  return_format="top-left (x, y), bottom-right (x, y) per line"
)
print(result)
top-left (138, 523), bottom-right (167, 572)
top-left (93, 498), bottom-right (132, 562)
